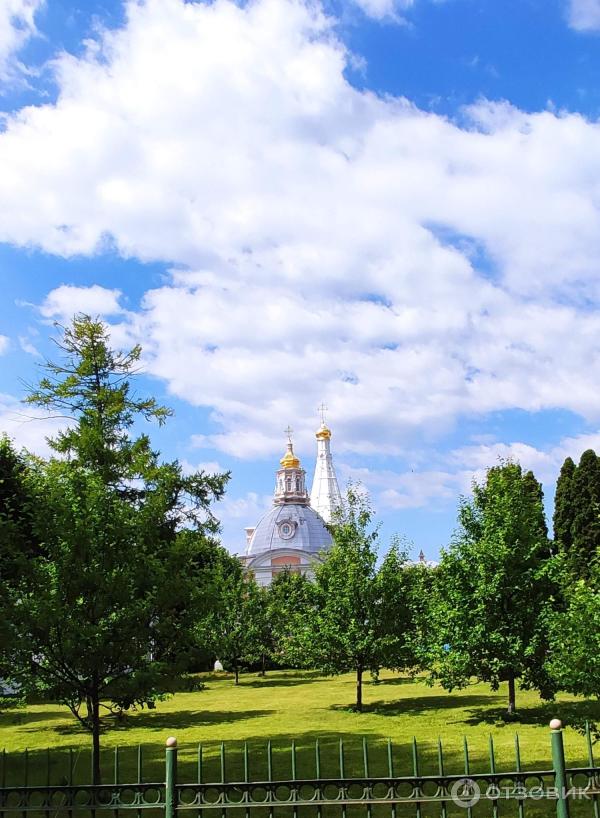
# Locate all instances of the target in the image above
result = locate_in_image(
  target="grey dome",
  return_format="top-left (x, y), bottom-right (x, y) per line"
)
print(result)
top-left (247, 503), bottom-right (332, 556)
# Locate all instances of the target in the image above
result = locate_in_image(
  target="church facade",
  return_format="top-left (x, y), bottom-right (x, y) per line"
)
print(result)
top-left (239, 420), bottom-right (342, 586)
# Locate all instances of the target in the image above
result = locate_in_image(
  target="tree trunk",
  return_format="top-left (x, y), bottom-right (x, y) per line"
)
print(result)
top-left (507, 671), bottom-right (516, 717)
top-left (234, 664), bottom-right (239, 685)
top-left (356, 667), bottom-right (363, 712)
top-left (259, 653), bottom-right (266, 677)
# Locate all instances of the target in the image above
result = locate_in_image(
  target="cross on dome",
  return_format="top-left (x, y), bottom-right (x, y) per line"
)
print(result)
top-left (280, 425), bottom-right (301, 470)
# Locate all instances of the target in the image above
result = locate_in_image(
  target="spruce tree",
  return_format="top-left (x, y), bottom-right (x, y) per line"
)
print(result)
top-left (568, 449), bottom-right (600, 577)
top-left (553, 456), bottom-right (576, 552)
top-left (5, 316), bottom-right (231, 784)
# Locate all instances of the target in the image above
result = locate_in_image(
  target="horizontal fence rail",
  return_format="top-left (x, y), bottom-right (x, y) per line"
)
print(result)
top-left (0, 720), bottom-right (599, 817)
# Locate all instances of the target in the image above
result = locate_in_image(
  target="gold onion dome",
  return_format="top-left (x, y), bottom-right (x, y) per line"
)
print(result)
top-left (316, 422), bottom-right (331, 440)
top-left (280, 442), bottom-right (301, 469)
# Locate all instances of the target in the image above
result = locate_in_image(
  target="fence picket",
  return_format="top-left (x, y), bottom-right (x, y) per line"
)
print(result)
top-left (339, 739), bottom-right (346, 818)
top-left (412, 738), bottom-right (421, 818)
top-left (197, 744), bottom-right (203, 818)
top-left (489, 735), bottom-right (499, 818)
top-left (315, 740), bottom-right (322, 818)
top-left (515, 733), bottom-right (525, 818)
top-left (114, 746), bottom-right (120, 818)
top-left (220, 743), bottom-right (226, 818)
top-left (463, 737), bottom-right (473, 818)
top-left (437, 738), bottom-right (446, 818)
top-left (267, 741), bottom-right (273, 818)
top-left (586, 723), bottom-right (599, 818)
top-left (363, 738), bottom-right (371, 818)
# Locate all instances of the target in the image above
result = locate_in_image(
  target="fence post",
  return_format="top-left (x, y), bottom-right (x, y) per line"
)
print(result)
top-left (550, 719), bottom-right (570, 818)
top-left (165, 737), bottom-right (178, 818)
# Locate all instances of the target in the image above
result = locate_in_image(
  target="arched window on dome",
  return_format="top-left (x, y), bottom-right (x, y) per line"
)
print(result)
top-left (286, 477), bottom-right (292, 491)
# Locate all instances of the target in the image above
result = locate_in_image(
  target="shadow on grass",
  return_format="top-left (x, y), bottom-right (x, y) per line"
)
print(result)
top-left (241, 676), bottom-right (326, 689)
top-left (372, 676), bottom-right (418, 687)
top-left (464, 698), bottom-right (600, 728)
top-left (43, 709), bottom-right (276, 737)
top-left (0, 708), bottom-right (66, 728)
top-left (331, 695), bottom-right (503, 717)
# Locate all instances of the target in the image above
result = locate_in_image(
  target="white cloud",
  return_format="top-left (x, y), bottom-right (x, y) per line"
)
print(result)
top-left (0, 0), bottom-right (43, 80)
top-left (341, 462), bottom-right (464, 510)
top-left (18, 335), bottom-right (40, 356)
top-left (567, 0), bottom-right (600, 30)
top-left (350, 0), bottom-right (412, 21)
top-left (0, 392), bottom-right (63, 456)
top-left (341, 429), bottom-right (600, 515)
top-left (216, 490), bottom-right (273, 552)
top-left (2, 0), bottom-right (600, 458)
top-left (40, 285), bottom-right (123, 322)
top-left (0, 335), bottom-right (9, 354)
top-left (180, 458), bottom-right (226, 476)
top-left (452, 431), bottom-right (600, 486)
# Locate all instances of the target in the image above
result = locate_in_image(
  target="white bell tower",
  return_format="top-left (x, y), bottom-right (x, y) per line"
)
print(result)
top-left (310, 405), bottom-right (342, 524)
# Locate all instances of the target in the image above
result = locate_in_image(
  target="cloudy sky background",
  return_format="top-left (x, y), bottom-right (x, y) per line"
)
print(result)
top-left (2, 0), bottom-right (600, 555)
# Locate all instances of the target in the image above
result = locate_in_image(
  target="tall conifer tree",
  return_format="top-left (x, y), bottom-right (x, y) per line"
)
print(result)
top-left (568, 449), bottom-right (600, 577)
top-left (5, 316), bottom-right (231, 784)
top-left (553, 456), bottom-right (576, 552)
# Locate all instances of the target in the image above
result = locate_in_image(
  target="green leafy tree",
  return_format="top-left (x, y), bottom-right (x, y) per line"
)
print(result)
top-left (4, 316), bottom-right (230, 783)
top-left (250, 585), bottom-right (274, 676)
top-left (546, 564), bottom-right (600, 703)
top-left (267, 569), bottom-right (317, 668)
top-left (429, 461), bottom-right (555, 716)
top-left (376, 550), bottom-right (433, 674)
top-left (202, 567), bottom-right (265, 684)
top-left (305, 487), bottom-right (411, 712)
top-left (0, 437), bottom-right (39, 691)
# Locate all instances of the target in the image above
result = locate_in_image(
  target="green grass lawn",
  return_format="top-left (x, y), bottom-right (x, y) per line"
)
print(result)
top-left (1, 670), bottom-right (599, 816)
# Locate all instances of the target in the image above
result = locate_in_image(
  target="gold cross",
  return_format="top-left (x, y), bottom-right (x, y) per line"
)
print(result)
top-left (318, 403), bottom-right (328, 425)
top-left (284, 425), bottom-right (293, 443)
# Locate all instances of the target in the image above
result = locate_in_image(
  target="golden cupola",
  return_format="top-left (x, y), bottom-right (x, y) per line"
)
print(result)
top-left (280, 441), bottom-right (301, 469)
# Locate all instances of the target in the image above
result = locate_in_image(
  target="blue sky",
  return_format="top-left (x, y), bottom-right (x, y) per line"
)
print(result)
top-left (2, 0), bottom-right (600, 557)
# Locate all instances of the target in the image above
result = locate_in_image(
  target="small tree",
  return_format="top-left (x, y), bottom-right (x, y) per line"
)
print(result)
top-left (268, 569), bottom-right (316, 668)
top-left (0, 437), bottom-right (40, 685)
top-left (306, 487), bottom-right (390, 711)
top-left (203, 567), bottom-right (265, 684)
top-left (547, 567), bottom-right (600, 702)
top-left (376, 547), bottom-right (432, 675)
top-left (546, 544), bottom-right (600, 735)
top-left (428, 461), bottom-right (555, 716)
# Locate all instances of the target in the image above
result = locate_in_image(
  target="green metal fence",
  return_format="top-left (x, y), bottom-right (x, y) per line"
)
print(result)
top-left (0, 720), bottom-right (599, 818)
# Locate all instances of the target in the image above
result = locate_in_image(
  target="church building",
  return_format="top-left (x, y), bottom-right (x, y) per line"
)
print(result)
top-left (240, 418), bottom-right (342, 586)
